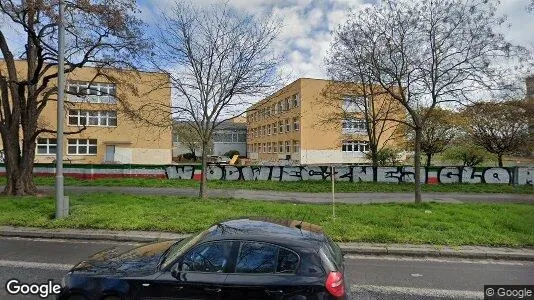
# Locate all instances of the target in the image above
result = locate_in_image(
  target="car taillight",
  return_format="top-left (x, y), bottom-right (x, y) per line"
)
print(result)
top-left (325, 271), bottom-right (345, 298)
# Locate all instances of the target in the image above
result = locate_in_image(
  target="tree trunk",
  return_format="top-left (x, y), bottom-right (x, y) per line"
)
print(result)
top-left (199, 140), bottom-right (208, 199)
top-left (425, 153), bottom-right (432, 167)
top-left (414, 127), bottom-right (422, 204)
top-left (1, 129), bottom-right (37, 195)
top-left (497, 154), bottom-right (503, 167)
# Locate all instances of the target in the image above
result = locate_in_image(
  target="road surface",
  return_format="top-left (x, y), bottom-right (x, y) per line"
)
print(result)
top-left (0, 237), bottom-right (532, 299)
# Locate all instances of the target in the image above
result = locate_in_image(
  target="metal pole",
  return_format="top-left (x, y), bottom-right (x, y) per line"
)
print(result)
top-left (55, 0), bottom-right (67, 218)
top-left (331, 165), bottom-right (335, 219)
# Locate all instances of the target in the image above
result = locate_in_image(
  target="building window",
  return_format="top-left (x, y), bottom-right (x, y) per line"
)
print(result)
top-left (293, 118), bottom-right (300, 131)
top-left (267, 143), bottom-right (272, 153)
top-left (292, 94), bottom-right (300, 107)
top-left (36, 138), bottom-right (57, 155)
top-left (285, 141), bottom-right (291, 153)
top-left (285, 119), bottom-right (291, 132)
top-left (267, 124), bottom-right (271, 135)
top-left (68, 110), bottom-right (117, 127)
top-left (247, 144), bottom-right (252, 153)
top-left (277, 101), bottom-right (283, 113)
top-left (279, 121), bottom-right (284, 133)
top-left (273, 142), bottom-right (277, 153)
top-left (213, 132), bottom-right (246, 143)
top-left (255, 128), bottom-right (258, 138)
top-left (342, 140), bottom-right (370, 152)
top-left (68, 81), bottom-right (116, 104)
top-left (293, 140), bottom-right (300, 153)
top-left (342, 119), bottom-right (367, 134)
top-left (284, 97), bottom-right (290, 110)
top-left (278, 141), bottom-right (284, 153)
top-left (67, 139), bottom-right (97, 155)
top-left (342, 95), bottom-right (363, 113)
top-left (273, 123), bottom-right (277, 134)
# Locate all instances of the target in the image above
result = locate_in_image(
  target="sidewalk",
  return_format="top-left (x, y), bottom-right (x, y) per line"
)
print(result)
top-left (2, 226), bottom-right (533, 261)
top-left (36, 186), bottom-right (534, 204)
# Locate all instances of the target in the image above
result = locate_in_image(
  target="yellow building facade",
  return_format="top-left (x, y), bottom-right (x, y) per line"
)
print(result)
top-left (0, 60), bottom-right (172, 165)
top-left (246, 78), bottom-right (402, 164)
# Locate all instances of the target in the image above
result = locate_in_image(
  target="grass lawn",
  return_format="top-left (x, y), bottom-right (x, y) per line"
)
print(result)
top-left (7, 176), bottom-right (533, 194)
top-left (0, 193), bottom-right (532, 247)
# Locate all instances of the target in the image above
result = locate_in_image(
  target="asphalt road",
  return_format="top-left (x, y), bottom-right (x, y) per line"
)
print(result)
top-left (35, 186), bottom-right (534, 204)
top-left (0, 237), bottom-right (532, 299)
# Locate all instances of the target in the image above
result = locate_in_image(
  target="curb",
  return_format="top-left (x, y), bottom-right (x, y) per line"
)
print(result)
top-left (2, 227), bottom-right (533, 261)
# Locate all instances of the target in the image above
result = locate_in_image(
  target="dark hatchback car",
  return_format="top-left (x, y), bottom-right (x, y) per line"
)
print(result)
top-left (58, 218), bottom-right (347, 300)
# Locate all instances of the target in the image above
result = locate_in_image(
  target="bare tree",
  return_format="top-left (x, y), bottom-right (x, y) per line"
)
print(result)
top-left (463, 100), bottom-right (530, 167)
top-left (320, 82), bottom-right (403, 169)
top-left (327, 0), bottom-right (517, 203)
top-left (152, 2), bottom-right (280, 199)
top-left (405, 107), bottom-right (459, 166)
top-left (173, 122), bottom-right (202, 159)
top-left (0, 0), bottom-right (146, 195)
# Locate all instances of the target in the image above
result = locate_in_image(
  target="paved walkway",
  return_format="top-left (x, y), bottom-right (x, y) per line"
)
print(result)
top-left (1, 226), bottom-right (533, 261)
top-left (35, 186), bottom-right (534, 204)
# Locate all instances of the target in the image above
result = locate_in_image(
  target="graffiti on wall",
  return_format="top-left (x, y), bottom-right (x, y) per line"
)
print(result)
top-left (165, 165), bottom-right (534, 185)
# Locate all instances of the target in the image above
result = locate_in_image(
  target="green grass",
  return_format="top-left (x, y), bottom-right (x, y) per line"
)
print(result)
top-left (9, 176), bottom-right (533, 194)
top-left (0, 193), bottom-right (532, 247)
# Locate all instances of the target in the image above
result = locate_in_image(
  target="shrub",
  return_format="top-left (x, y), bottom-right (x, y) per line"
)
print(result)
top-left (442, 144), bottom-right (492, 166)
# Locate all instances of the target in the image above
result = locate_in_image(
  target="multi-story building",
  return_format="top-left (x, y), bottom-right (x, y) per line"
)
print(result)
top-left (246, 78), bottom-right (402, 165)
top-left (1, 60), bottom-right (172, 164)
top-left (172, 116), bottom-right (247, 159)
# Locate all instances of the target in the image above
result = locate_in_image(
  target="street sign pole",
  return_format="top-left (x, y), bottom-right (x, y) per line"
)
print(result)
top-left (55, 0), bottom-right (67, 218)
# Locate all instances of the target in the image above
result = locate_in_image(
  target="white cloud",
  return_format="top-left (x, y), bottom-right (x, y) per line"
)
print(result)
top-left (140, 0), bottom-right (532, 85)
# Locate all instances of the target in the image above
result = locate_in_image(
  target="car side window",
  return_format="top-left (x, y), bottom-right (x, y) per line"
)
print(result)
top-left (180, 241), bottom-right (233, 273)
top-left (276, 248), bottom-right (299, 273)
top-left (235, 241), bottom-right (277, 273)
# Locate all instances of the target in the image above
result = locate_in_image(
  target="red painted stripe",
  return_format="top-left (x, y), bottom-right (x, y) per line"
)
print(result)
top-left (192, 173), bottom-right (202, 181)
top-left (427, 177), bottom-right (439, 184)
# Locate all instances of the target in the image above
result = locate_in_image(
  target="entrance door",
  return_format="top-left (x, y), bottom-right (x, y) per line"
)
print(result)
top-left (105, 145), bottom-right (115, 162)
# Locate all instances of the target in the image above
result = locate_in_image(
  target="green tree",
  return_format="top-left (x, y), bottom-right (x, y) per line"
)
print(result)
top-left (462, 100), bottom-right (530, 167)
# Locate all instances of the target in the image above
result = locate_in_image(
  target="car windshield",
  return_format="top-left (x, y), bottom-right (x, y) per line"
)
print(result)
top-left (159, 230), bottom-right (208, 270)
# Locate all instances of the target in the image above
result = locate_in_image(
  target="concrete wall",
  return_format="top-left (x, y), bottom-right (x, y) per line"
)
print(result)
top-left (166, 165), bottom-right (534, 185)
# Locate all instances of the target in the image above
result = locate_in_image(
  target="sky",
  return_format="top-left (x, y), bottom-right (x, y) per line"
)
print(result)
top-left (0, 0), bottom-right (532, 87)
top-left (138, 0), bottom-right (534, 84)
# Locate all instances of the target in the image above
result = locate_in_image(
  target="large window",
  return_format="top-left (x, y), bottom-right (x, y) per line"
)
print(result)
top-left (342, 140), bottom-right (370, 153)
top-left (68, 110), bottom-right (117, 127)
top-left (285, 119), bottom-right (291, 132)
top-left (181, 241), bottom-right (234, 273)
top-left (293, 140), bottom-right (300, 153)
top-left (36, 138), bottom-right (57, 155)
top-left (291, 94), bottom-right (300, 108)
top-left (235, 242), bottom-right (277, 273)
top-left (267, 143), bottom-right (272, 153)
top-left (213, 132), bottom-right (246, 143)
top-left (278, 141), bottom-right (284, 153)
top-left (293, 118), bottom-right (300, 131)
top-left (285, 141), bottom-right (291, 153)
top-left (273, 123), bottom-right (277, 134)
top-left (342, 119), bottom-right (367, 134)
top-left (284, 97), bottom-right (290, 110)
top-left (273, 142), bottom-right (277, 153)
top-left (278, 121), bottom-right (284, 133)
top-left (67, 139), bottom-right (97, 155)
top-left (342, 95), bottom-right (363, 113)
top-left (68, 81), bottom-right (116, 104)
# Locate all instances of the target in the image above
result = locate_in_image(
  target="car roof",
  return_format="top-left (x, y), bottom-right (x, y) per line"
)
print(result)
top-left (198, 218), bottom-right (328, 249)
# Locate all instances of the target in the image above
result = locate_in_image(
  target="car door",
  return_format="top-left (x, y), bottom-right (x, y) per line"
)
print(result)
top-left (149, 241), bottom-right (236, 299)
top-left (224, 241), bottom-right (314, 300)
